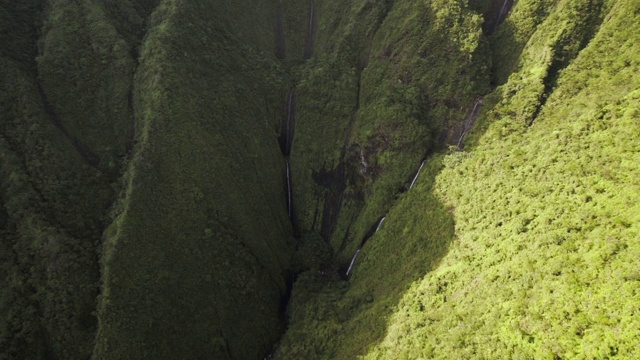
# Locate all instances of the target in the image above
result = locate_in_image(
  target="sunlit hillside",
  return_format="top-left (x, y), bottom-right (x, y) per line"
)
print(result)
top-left (1, 0), bottom-right (638, 359)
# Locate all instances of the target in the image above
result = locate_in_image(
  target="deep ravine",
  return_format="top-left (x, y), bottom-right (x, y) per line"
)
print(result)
top-left (343, 95), bottom-right (484, 278)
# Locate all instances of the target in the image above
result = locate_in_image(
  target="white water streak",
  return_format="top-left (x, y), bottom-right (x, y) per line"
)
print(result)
top-left (493, 0), bottom-right (510, 33)
top-left (286, 91), bottom-right (293, 153)
top-left (457, 99), bottom-right (482, 148)
top-left (409, 161), bottom-right (425, 189)
top-left (286, 159), bottom-right (292, 218)
top-left (375, 217), bottom-right (386, 233)
top-left (346, 249), bottom-right (361, 276)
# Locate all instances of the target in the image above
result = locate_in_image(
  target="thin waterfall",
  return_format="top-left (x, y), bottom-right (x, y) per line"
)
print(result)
top-left (492, 0), bottom-right (512, 33)
top-left (346, 216), bottom-right (386, 277)
top-left (286, 91), bottom-right (294, 155)
top-left (346, 249), bottom-right (361, 276)
top-left (286, 159), bottom-right (292, 218)
top-left (304, 1), bottom-right (315, 59)
top-left (375, 217), bottom-right (386, 233)
top-left (457, 98), bottom-right (482, 148)
top-left (409, 161), bottom-right (425, 189)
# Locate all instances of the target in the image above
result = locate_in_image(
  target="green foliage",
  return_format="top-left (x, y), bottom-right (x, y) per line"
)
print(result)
top-left (290, 0), bottom-right (490, 263)
top-left (36, 0), bottom-right (136, 174)
top-left (276, 0), bottom-right (640, 359)
top-left (92, 1), bottom-right (294, 359)
top-left (2, 0), bottom-right (292, 359)
top-left (276, 157), bottom-right (456, 359)
top-left (293, 233), bottom-right (333, 273)
top-left (1, 6), bottom-right (115, 355)
top-left (364, 1), bottom-right (640, 359)
top-left (3, 0), bottom-right (639, 359)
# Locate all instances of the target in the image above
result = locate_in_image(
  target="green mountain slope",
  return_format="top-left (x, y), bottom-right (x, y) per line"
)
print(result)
top-left (1, 0), bottom-right (638, 359)
top-left (275, 0), bottom-right (640, 358)
top-left (366, 1), bottom-right (640, 358)
top-left (2, 0), bottom-right (292, 359)
top-left (289, 0), bottom-right (490, 262)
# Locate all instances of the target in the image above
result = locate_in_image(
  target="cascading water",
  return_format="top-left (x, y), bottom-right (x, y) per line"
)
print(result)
top-left (285, 91), bottom-right (294, 155)
top-left (345, 249), bottom-right (361, 276)
top-left (343, 101), bottom-right (484, 295)
top-left (492, 0), bottom-right (514, 34)
top-left (497, 0), bottom-right (511, 24)
top-left (409, 161), bottom-right (425, 189)
top-left (264, 3), bottom-right (317, 359)
top-left (286, 159), bottom-right (292, 218)
top-left (456, 98), bottom-right (482, 148)
top-left (279, 90), bottom-right (296, 220)
top-left (375, 217), bottom-right (386, 232)
top-left (345, 216), bottom-right (386, 276)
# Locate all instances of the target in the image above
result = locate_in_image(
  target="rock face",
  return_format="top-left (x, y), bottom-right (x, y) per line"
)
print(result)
top-left (2, 0), bottom-right (640, 359)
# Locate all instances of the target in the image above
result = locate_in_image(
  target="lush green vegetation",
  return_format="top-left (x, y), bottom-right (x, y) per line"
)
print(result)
top-left (290, 0), bottom-right (489, 263)
top-left (2, 0), bottom-right (639, 359)
top-left (275, 0), bottom-right (640, 358)
top-left (275, 157), bottom-right (457, 358)
top-left (94, 2), bottom-right (295, 358)
top-left (1, 1), bottom-right (125, 358)
top-left (2, 0), bottom-right (292, 359)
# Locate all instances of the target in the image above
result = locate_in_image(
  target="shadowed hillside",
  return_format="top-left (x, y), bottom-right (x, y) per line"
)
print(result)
top-left (1, 0), bottom-right (639, 359)
top-left (2, 0), bottom-right (292, 359)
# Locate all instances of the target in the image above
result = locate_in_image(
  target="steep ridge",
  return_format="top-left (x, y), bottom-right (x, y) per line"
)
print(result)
top-left (274, 0), bottom-right (491, 356)
top-left (365, 1), bottom-right (639, 358)
top-left (1, 0), bottom-right (294, 359)
top-left (274, 0), bottom-right (640, 358)
top-left (0, 1), bottom-right (137, 358)
top-left (2, 0), bottom-right (639, 359)
top-left (93, 1), bottom-right (293, 359)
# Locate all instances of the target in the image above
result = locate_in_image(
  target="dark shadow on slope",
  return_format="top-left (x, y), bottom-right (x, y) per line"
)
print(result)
top-left (314, 158), bottom-right (348, 241)
top-left (345, 156), bottom-right (457, 357)
top-left (487, 0), bottom-right (553, 87)
top-left (529, 0), bottom-right (606, 126)
top-left (276, 156), bottom-right (459, 359)
top-left (481, 0), bottom-right (515, 36)
top-left (127, 87), bottom-right (136, 153)
top-left (36, 84), bottom-right (100, 168)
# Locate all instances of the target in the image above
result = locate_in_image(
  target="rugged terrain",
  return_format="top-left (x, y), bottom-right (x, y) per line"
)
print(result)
top-left (1, 0), bottom-right (638, 359)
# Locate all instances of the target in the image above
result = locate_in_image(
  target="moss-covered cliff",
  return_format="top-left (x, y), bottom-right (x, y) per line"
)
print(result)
top-left (1, 0), bottom-right (639, 359)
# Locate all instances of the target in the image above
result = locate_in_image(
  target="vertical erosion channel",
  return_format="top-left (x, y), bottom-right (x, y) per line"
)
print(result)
top-left (270, 2), bottom-right (317, 352)
top-left (344, 96), bottom-right (483, 278)
top-left (280, 90), bottom-right (296, 223)
top-left (304, 0), bottom-right (315, 60)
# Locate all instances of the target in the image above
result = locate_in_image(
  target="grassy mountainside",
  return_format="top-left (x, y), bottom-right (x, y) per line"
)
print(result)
top-left (1, 0), bottom-right (130, 358)
top-left (1, 0), bottom-right (292, 359)
top-left (366, 1), bottom-right (640, 358)
top-left (2, 0), bottom-right (638, 359)
top-left (93, 1), bottom-right (294, 359)
top-left (275, 0), bottom-right (640, 358)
